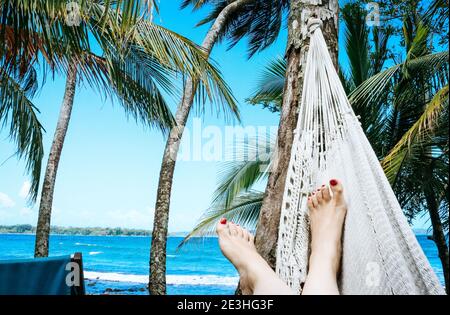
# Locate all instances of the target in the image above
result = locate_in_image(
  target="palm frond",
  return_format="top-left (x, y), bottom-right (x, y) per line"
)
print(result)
top-left (178, 190), bottom-right (263, 248)
top-left (0, 69), bottom-right (44, 202)
top-left (370, 25), bottom-right (393, 75)
top-left (402, 22), bottom-right (430, 78)
top-left (342, 3), bottom-right (370, 88)
top-left (349, 51), bottom-right (449, 107)
top-left (213, 138), bottom-right (274, 209)
top-left (247, 56), bottom-right (285, 109)
top-left (180, 0), bottom-right (212, 10)
top-left (90, 3), bottom-right (240, 121)
top-left (187, 0), bottom-right (289, 58)
top-left (382, 85), bottom-right (449, 184)
top-left (1, 1), bottom-right (239, 122)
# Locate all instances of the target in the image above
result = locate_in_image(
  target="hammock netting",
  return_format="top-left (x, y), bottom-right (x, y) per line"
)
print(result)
top-left (275, 20), bottom-right (445, 295)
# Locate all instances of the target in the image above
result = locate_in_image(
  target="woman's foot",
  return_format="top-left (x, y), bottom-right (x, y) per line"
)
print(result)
top-left (216, 219), bottom-right (295, 295)
top-left (302, 179), bottom-right (347, 295)
top-left (216, 219), bottom-right (266, 294)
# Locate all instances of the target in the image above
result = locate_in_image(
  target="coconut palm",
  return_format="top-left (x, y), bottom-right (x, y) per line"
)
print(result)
top-left (0, 0), bottom-right (236, 257)
top-left (181, 2), bottom-right (449, 292)
top-left (149, 0), bottom-right (290, 294)
top-left (352, 18), bottom-right (449, 291)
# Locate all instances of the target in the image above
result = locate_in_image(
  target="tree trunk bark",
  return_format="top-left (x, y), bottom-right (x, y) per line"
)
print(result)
top-left (254, 0), bottom-right (339, 270)
top-left (149, 0), bottom-right (253, 295)
top-left (34, 64), bottom-right (77, 257)
top-left (425, 189), bottom-right (449, 294)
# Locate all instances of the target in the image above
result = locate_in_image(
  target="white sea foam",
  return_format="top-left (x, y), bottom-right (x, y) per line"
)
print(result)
top-left (88, 251), bottom-right (103, 255)
top-left (75, 242), bottom-right (97, 247)
top-left (84, 271), bottom-right (239, 286)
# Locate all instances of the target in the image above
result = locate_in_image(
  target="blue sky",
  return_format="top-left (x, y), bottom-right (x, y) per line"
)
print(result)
top-left (0, 1), bottom-right (430, 232)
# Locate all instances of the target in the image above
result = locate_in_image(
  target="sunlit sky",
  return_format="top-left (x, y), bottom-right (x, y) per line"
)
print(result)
top-left (0, 1), bottom-right (431, 232)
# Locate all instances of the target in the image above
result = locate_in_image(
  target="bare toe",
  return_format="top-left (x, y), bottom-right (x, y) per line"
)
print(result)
top-left (311, 192), bottom-right (318, 207)
top-left (248, 232), bottom-right (255, 244)
top-left (236, 225), bottom-right (245, 238)
top-left (307, 196), bottom-right (315, 210)
top-left (216, 218), bottom-right (229, 236)
top-left (243, 229), bottom-right (251, 242)
top-left (329, 179), bottom-right (344, 206)
top-left (316, 188), bottom-right (323, 203)
top-left (321, 185), bottom-right (331, 201)
top-left (229, 222), bottom-right (238, 236)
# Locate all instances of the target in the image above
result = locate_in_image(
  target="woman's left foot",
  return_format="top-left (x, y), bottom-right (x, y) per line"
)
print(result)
top-left (307, 179), bottom-right (347, 275)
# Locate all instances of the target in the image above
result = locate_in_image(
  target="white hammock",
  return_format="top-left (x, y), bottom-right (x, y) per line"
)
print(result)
top-left (275, 19), bottom-right (445, 295)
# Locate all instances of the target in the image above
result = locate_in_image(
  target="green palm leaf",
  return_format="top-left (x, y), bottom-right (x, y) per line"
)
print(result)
top-left (382, 85), bottom-right (449, 184)
top-left (342, 3), bottom-right (370, 88)
top-left (349, 51), bottom-right (449, 107)
top-left (247, 56), bottom-right (285, 110)
top-left (0, 69), bottom-right (44, 202)
top-left (213, 138), bottom-right (274, 209)
top-left (182, 0), bottom-right (289, 57)
top-left (1, 0), bottom-right (240, 200)
top-left (178, 190), bottom-right (263, 248)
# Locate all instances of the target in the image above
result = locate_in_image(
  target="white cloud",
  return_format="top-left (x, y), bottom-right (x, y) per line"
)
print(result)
top-left (0, 192), bottom-right (15, 208)
top-left (19, 180), bottom-right (31, 199)
top-left (19, 207), bottom-right (33, 217)
top-left (105, 208), bottom-right (154, 229)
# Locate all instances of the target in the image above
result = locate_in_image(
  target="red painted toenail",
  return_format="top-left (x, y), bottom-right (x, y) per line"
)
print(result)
top-left (330, 179), bottom-right (338, 186)
top-left (322, 184), bottom-right (325, 187)
top-left (317, 189), bottom-right (320, 191)
top-left (220, 218), bottom-right (227, 224)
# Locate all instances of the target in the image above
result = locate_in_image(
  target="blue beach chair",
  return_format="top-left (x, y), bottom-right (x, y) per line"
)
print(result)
top-left (0, 253), bottom-right (85, 295)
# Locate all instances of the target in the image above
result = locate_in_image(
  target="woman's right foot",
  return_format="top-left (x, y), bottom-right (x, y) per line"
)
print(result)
top-left (216, 219), bottom-right (273, 294)
top-left (307, 179), bottom-right (347, 276)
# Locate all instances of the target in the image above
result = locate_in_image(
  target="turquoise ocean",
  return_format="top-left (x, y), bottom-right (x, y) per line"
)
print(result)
top-left (0, 234), bottom-right (444, 294)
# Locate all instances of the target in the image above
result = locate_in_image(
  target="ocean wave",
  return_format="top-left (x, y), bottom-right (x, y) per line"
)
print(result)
top-left (75, 242), bottom-right (97, 247)
top-left (88, 251), bottom-right (103, 255)
top-left (84, 271), bottom-right (239, 286)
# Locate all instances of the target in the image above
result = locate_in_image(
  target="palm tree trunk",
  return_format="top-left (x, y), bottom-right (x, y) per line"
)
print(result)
top-left (254, 0), bottom-right (338, 269)
top-left (149, 0), bottom-right (253, 295)
top-left (425, 189), bottom-right (449, 293)
top-left (34, 64), bottom-right (77, 257)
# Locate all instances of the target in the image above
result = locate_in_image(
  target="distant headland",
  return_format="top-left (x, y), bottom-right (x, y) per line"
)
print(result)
top-left (0, 224), bottom-right (187, 237)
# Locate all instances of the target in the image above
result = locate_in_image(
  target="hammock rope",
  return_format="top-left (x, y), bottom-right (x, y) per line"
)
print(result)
top-left (275, 18), bottom-right (445, 295)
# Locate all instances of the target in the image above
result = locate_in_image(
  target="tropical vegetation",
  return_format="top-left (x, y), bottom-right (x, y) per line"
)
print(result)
top-left (0, 0), bottom-right (447, 295)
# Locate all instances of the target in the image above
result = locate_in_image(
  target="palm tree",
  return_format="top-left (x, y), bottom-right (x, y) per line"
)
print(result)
top-left (351, 18), bottom-right (449, 291)
top-left (182, 2), bottom-right (450, 292)
top-left (149, 0), bottom-right (291, 294)
top-left (252, 0), bottom-right (339, 270)
top-left (180, 0), bottom-right (339, 276)
top-left (0, 0), bottom-right (236, 257)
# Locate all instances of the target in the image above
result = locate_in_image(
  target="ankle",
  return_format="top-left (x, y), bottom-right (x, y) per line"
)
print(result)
top-left (308, 252), bottom-right (339, 276)
top-left (237, 254), bottom-right (273, 293)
